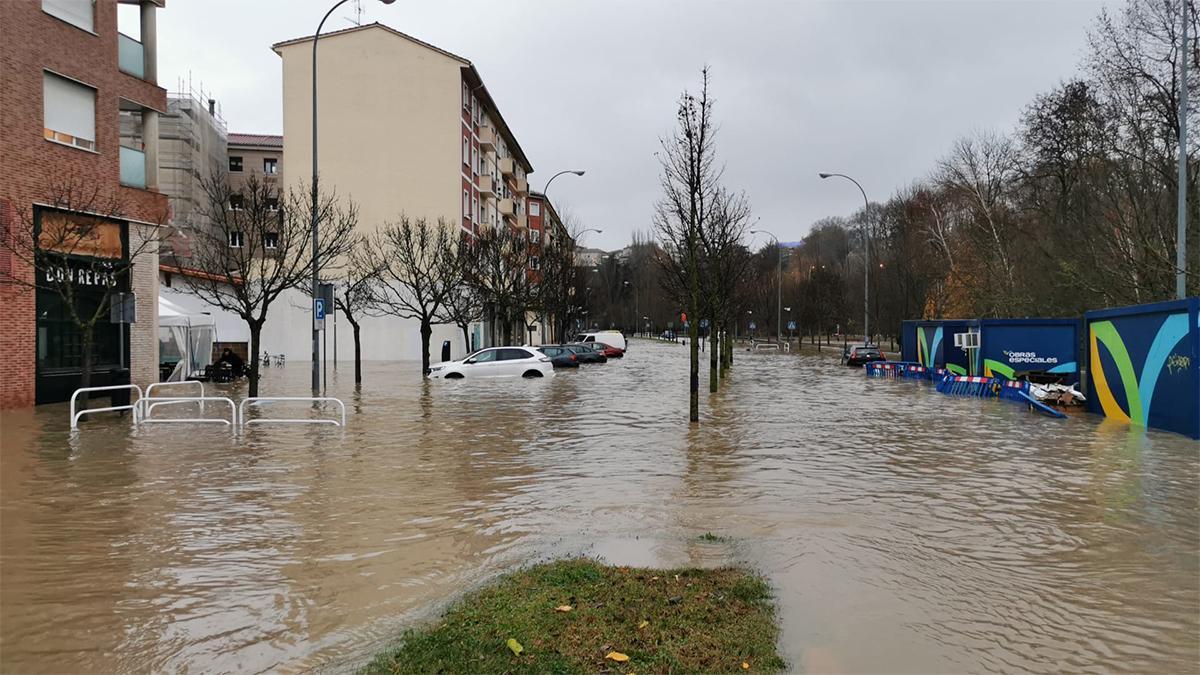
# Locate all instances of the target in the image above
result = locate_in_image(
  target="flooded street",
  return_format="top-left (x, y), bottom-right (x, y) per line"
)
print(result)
top-left (2, 339), bottom-right (1197, 673)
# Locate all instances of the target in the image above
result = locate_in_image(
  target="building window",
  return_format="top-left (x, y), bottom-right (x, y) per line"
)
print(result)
top-left (265, 196), bottom-right (279, 211)
top-left (264, 157), bottom-right (278, 174)
top-left (471, 147), bottom-right (478, 174)
top-left (462, 82), bottom-right (470, 109)
top-left (43, 0), bottom-right (93, 33)
top-left (462, 138), bottom-right (470, 166)
top-left (529, 255), bottom-right (540, 270)
top-left (229, 156), bottom-right (243, 172)
top-left (472, 197), bottom-right (479, 222)
top-left (463, 190), bottom-right (470, 217)
top-left (263, 232), bottom-right (279, 250)
top-left (229, 194), bottom-right (244, 210)
top-left (529, 229), bottom-right (541, 243)
top-left (228, 231), bottom-right (244, 248)
top-left (43, 72), bottom-right (95, 151)
top-left (530, 201), bottom-right (541, 217)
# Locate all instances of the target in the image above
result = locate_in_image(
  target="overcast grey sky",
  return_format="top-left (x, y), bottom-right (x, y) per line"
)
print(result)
top-left (158, 0), bottom-right (1115, 250)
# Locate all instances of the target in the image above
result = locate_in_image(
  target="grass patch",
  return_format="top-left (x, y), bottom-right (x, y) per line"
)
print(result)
top-left (698, 532), bottom-right (727, 542)
top-left (362, 559), bottom-right (785, 674)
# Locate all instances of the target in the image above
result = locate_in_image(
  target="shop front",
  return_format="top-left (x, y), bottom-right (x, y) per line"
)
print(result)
top-left (34, 209), bottom-right (131, 404)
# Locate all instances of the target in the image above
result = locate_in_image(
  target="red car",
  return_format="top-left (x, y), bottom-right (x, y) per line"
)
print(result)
top-left (576, 342), bottom-right (624, 358)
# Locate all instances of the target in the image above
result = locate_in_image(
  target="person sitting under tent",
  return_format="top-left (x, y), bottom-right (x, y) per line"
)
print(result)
top-left (214, 348), bottom-right (245, 378)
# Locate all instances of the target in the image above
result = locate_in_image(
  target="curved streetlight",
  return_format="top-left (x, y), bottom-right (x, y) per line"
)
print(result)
top-left (819, 172), bottom-right (871, 345)
top-left (750, 228), bottom-right (783, 346)
top-left (542, 169), bottom-right (585, 199)
top-left (310, 0), bottom-right (395, 395)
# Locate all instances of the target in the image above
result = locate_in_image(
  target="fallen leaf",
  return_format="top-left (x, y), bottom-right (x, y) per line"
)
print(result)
top-left (742, 661), bottom-right (750, 670)
top-left (506, 638), bottom-right (523, 656)
top-left (638, 620), bottom-right (649, 629)
top-left (650, 576), bottom-right (659, 581)
top-left (554, 605), bottom-right (573, 612)
top-left (606, 651), bottom-right (630, 663)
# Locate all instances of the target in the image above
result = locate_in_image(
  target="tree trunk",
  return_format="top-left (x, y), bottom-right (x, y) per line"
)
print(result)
top-left (248, 321), bottom-right (262, 397)
top-left (460, 323), bottom-right (471, 357)
top-left (420, 318), bottom-right (432, 375)
top-left (688, 244), bottom-right (700, 423)
top-left (709, 327), bottom-right (719, 392)
top-left (350, 318), bottom-right (363, 384)
top-left (77, 325), bottom-right (95, 408)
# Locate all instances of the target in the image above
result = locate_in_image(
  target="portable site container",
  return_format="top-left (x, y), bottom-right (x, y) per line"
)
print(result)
top-left (978, 318), bottom-right (1081, 382)
top-left (1085, 298), bottom-right (1199, 439)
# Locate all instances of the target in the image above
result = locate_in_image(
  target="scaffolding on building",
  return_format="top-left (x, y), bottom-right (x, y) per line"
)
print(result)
top-left (159, 77), bottom-right (228, 261)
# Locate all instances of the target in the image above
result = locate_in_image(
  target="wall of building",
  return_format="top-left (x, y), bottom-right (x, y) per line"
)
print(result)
top-left (277, 26), bottom-right (463, 233)
top-left (0, 1), bottom-right (168, 407)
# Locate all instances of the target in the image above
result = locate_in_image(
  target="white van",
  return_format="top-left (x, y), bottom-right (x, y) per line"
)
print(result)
top-left (575, 330), bottom-right (627, 351)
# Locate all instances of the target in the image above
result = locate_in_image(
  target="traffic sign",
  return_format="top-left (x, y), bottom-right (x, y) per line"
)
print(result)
top-left (748, 321), bottom-right (757, 331)
top-left (787, 320), bottom-right (797, 331)
top-left (314, 298), bottom-right (326, 330)
top-left (700, 318), bottom-right (709, 328)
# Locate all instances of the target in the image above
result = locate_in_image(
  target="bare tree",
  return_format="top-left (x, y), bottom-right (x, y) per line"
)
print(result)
top-left (0, 175), bottom-right (165, 404)
top-left (654, 67), bottom-right (721, 422)
top-left (466, 224), bottom-right (536, 346)
top-left (334, 234), bottom-right (384, 384)
top-left (698, 188), bottom-right (753, 389)
top-left (178, 173), bottom-right (357, 396)
top-left (368, 216), bottom-right (457, 375)
top-left (436, 238), bottom-right (485, 355)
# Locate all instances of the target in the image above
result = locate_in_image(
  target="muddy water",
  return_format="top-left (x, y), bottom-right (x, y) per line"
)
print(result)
top-left (1, 340), bottom-right (1197, 673)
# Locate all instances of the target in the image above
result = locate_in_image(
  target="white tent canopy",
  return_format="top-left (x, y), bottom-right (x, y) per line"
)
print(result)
top-left (158, 295), bottom-right (216, 381)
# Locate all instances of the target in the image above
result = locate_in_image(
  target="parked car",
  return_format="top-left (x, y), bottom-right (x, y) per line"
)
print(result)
top-left (575, 330), bottom-right (628, 352)
top-left (575, 341), bottom-right (623, 359)
top-left (842, 344), bottom-right (885, 367)
top-left (428, 347), bottom-right (555, 379)
top-left (537, 345), bottom-right (580, 368)
top-left (563, 343), bottom-right (608, 364)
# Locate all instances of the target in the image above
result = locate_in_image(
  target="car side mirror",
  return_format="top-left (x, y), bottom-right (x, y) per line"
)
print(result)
top-left (465, 358), bottom-right (476, 364)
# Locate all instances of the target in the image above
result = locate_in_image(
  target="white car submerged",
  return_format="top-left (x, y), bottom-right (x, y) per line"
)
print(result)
top-left (427, 346), bottom-right (556, 380)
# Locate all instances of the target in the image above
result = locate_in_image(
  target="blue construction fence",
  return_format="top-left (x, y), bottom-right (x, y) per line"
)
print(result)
top-left (892, 299), bottom-right (1199, 439)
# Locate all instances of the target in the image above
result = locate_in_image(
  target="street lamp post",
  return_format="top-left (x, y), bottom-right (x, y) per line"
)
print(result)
top-left (311, 0), bottom-right (395, 395)
top-left (751, 228), bottom-right (783, 346)
top-left (819, 172), bottom-right (871, 345)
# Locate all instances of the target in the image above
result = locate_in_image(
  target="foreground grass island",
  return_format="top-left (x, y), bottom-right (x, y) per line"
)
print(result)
top-left (362, 559), bottom-right (785, 674)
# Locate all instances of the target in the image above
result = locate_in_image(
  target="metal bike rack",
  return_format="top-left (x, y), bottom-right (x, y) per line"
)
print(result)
top-left (70, 384), bottom-right (144, 429)
top-left (239, 397), bottom-right (346, 427)
top-left (143, 380), bottom-right (206, 416)
top-left (139, 396), bottom-right (237, 426)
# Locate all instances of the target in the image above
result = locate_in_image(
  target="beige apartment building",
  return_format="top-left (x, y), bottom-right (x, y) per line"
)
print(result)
top-left (263, 23), bottom-right (535, 361)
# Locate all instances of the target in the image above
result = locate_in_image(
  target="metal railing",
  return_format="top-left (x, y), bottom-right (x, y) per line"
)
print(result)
top-left (142, 381), bottom-right (205, 415)
top-left (70, 384), bottom-right (144, 429)
top-left (239, 397), bottom-right (346, 427)
top-left (139, 396), bottom-right (237, 426)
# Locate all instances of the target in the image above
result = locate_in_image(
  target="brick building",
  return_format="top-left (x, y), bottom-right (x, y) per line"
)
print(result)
top-left (0, 0), bottom-right (168, 407)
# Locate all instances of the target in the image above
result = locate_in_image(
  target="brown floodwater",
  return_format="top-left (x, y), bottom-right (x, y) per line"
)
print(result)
top-left (1, 340), bottom-right (1197, 673)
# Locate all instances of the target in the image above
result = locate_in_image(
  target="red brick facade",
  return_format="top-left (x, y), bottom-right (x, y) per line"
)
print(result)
top-left (0, 0), bottom-right (168, 408)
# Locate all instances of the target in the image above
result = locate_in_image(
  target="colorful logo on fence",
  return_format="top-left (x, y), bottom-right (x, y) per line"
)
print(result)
top-left (1089, 313), bottom-right (1189, 426)
top-left (917, 326), bottom-right (942, 368)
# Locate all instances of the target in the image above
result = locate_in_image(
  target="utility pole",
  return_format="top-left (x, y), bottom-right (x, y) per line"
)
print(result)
top-left (1178, 0), bottom-right (1190, 299)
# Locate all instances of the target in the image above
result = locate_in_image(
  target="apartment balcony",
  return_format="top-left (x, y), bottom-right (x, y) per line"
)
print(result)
top-left (120, 146), bottom-right (147, 189)
top-left (514, 177), bottom-right (528, 194)
top-left (515, 214), bottom-right (528, 229)
top-left (118, 33), bottom-right (145, 79)
top-left (478, 175), bottom-right (496, 198)
top-left (498, 198), bottom-right (516, 219)
top-left (499, 157), bottom-right (515, 176)
top-left (478, 126), bottom-right (496, 151)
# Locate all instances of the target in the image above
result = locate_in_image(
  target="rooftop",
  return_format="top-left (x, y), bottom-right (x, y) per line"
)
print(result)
top-left (228, 133), bottom-right (283, 148)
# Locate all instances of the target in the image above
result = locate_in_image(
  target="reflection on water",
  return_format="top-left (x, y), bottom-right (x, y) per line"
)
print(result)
top-left (1, 341), bottom-right (1197, 673)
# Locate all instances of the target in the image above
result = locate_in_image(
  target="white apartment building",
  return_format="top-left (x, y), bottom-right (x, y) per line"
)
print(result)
top-left (264, 23), bottom-right (535, 362)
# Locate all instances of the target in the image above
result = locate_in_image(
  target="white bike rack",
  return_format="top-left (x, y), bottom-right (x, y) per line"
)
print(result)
top-left (239, 397), bottom-right (346, 427)
top-left (70, 384), bottom-right (144, 429)
top-left (139, 396), bottom-right (237, 426)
